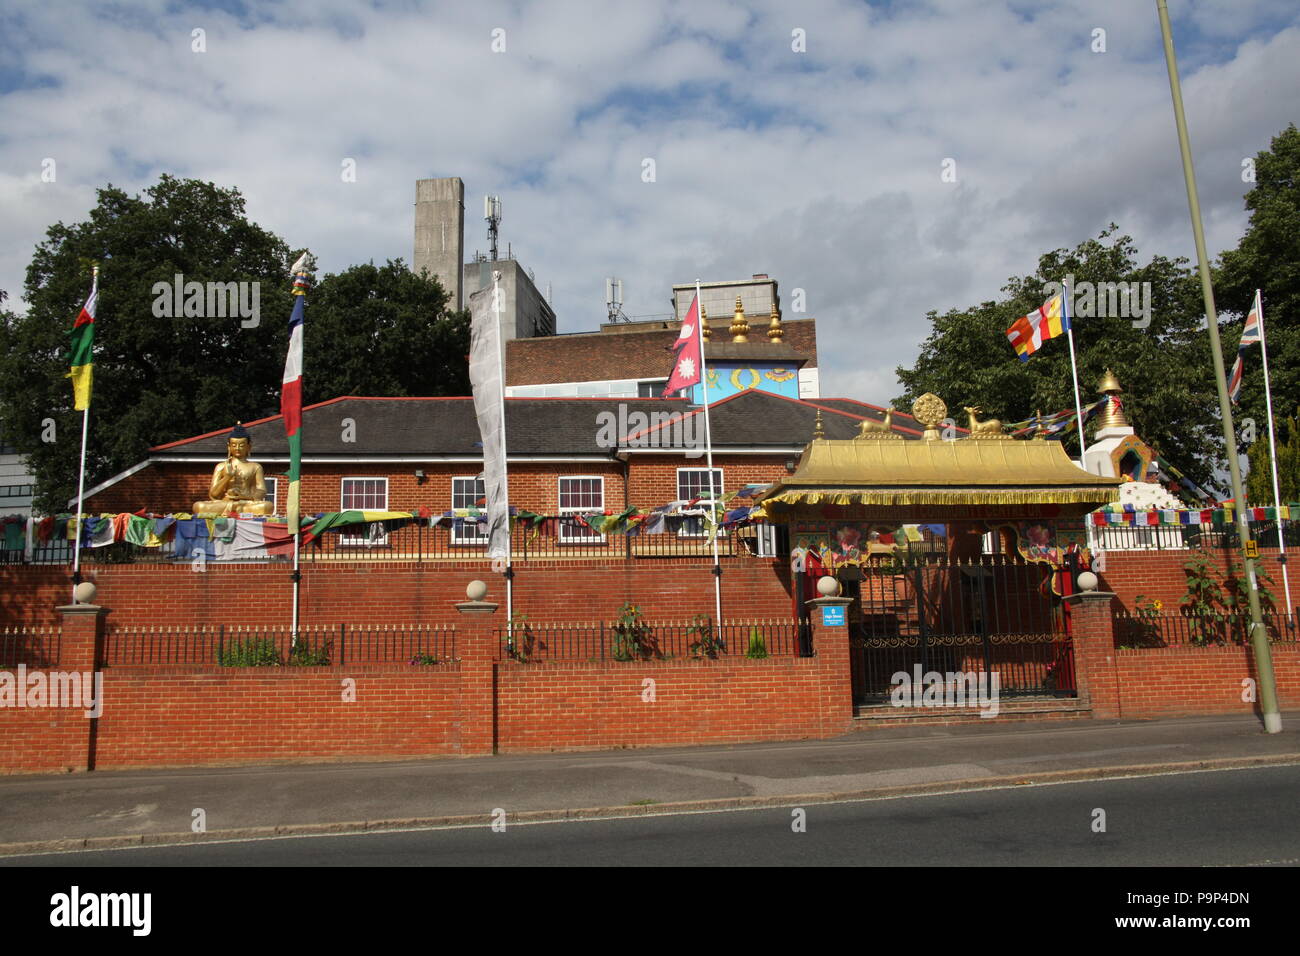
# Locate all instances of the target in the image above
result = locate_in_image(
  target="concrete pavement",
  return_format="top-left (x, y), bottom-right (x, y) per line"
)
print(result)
top-left (2, 713), bottom-right (1298, 856)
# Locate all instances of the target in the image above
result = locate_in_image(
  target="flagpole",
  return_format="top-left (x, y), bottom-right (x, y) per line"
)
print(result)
top-left (1254, 289), bottom-right (1293, 620)
top-left (494, 270), bottom-right (514, 632)
top-left (696, 280), bottom-right (723, 635)
top-left (70, 264), bottom-right (97, 600)
top-left (1062, 277), bottom-right (1088, 467)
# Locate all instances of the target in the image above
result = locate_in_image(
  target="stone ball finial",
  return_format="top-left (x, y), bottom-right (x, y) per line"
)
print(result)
top-left (1076, 571), bottom-right (1099, 592)
top-left (817, 576), bottom-right (841, 597)
top-left (73, 581), bottom-right (97, 605)
top-left (466, 580), bottom-right (489, 601)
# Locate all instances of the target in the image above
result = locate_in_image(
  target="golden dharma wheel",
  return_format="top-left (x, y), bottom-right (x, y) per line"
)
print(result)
top-left (911, 393), bottom-right (947, 429)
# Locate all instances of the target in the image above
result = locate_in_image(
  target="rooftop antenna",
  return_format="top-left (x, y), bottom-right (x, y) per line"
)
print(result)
top-left (605, 277), bottom-right (628, 323)
top-left (484, 195), bottom-right (502, 262)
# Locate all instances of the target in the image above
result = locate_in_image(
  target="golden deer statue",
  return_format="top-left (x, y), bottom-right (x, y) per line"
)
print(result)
top-left (962, 405), bottom-right (1008, 438)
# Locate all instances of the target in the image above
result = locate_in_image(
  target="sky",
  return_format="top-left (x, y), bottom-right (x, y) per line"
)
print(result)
top-left (1, 0), bottom-right (1297, 404)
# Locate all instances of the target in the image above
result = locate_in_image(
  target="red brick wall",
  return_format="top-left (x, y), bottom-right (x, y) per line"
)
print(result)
top-left (1101, 644), bottom-right (1300, 719)
top-left (2, 597), bottom-right (852, 774)
top-left (1099, 545), bottom-right (1294, 615)
top-left (495, 656), bottom-right (835, 752)
top-left (91, 665), bottom-right (467, 769)
top-left (85, 451), bottom-right (795, 516)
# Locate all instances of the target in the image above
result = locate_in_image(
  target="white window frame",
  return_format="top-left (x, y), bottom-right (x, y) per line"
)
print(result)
top-left (558, 476), bottom-right (605, 544)
top-left (340, 477), bottom-right (389, 546)
top-left (451, 476), bottom-right (489, 546)
top-left (676, 467), bottom-right (723, 538)
top-left (263, 477), bottom-right (277, 516)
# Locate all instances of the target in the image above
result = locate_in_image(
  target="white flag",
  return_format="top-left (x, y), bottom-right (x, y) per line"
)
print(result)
top-left (468, 285), bottom-right (509, 559)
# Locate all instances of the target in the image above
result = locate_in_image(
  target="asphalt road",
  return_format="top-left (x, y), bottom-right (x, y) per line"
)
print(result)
top-left (8, 764), bottom-right (1298, 867)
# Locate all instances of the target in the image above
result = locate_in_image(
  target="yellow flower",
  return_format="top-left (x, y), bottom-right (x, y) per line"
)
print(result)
top-left (1152, 599), bottom-right (1164, 611)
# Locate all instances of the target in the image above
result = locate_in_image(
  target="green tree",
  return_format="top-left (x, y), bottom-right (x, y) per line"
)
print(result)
top-left (0, 176), bottom-right (294, 515)
top-left (304, 260), bottom-right (469, 405)
top-left (1247, 408), bottom-right (1300, 505)
top-left (1215, 124), bottom-right (1300, 459)
top-left (0, 177), bottom-right (471, 515)
top-left (895, 225), bottom-right (1220, 490)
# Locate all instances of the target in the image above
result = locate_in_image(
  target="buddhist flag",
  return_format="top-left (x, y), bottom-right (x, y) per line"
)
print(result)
top-left (663, 293), bottom-right (703, 397)
top-left (1006, 291), bottom-right (1069, 362)
top-left (1228, 290), bottom-right (1262, 404)
top-left (281, 259), bottom-right (308, 533)
top-left (67, 271), bottom-right (98, 410)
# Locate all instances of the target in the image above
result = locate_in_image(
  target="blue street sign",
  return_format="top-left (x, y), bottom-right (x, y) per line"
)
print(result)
top-left (820, 604), bottom-right (846, 626)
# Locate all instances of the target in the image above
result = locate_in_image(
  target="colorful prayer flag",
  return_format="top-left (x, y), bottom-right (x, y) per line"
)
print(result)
top-left (1006, 292), bottom-right (1069, 362)
top-left (281, 261), bottom-right (308, 533)
top-left (67, 271), bottom-right (98, 410)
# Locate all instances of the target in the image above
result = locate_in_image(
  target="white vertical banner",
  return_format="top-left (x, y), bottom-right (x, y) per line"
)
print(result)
top-left (468, 281), bottom-right (510, 563)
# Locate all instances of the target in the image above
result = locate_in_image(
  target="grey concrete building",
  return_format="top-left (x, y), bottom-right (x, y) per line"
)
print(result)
top-left (462, 258), bottom-right (556, 342)
top-left (413, 177), bottom-right (555, 342)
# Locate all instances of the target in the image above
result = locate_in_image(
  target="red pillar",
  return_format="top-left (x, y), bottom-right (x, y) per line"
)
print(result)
top-left (58, 600), bottom-right (106, 771)
top-left (807, 595), bottom-right (855, 735)
top-left (454, 587), bottom-right (500, 756)
top-left (1063, 590), bottom-right (1121, 718)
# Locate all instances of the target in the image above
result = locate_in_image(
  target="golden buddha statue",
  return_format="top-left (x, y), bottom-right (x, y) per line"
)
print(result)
top-left (192, 424), bottom-right (274, 516)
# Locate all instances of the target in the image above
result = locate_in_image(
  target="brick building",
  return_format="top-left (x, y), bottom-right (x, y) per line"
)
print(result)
top-left (78, 390), bottom-right (930, 518)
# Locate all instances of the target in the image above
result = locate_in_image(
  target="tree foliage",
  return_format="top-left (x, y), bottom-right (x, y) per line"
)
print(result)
top-left (304, 260), bottom-right (468, 406)
top-left (0, 176), bottom-right (469, 514)
top-left (1215, 124), bottom-right (1300, 474)
top-left (1247, 408), bottom-right (1300, 505)
top-left (895, 225), bottom-right (1219, 489)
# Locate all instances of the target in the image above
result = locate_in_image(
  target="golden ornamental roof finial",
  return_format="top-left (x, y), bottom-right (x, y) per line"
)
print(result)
top-left (700, 303), bottom-right (711, 342)
top-left (730, 295), bottom-right (749, 343)
top-left (767, 301), bottom-right (783, 344)
top-left (813, 409), bottom-right (825, 440)
top-left (1032, 409), bottom-right (1046, 441)
top-left (1094, 369), bottom-right (1130, 430)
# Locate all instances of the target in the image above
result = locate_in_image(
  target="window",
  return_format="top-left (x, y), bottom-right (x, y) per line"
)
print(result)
top-left (340, 478), bottom-right (388, 545)
top-left (637, 380), bottom-right (667, 398)
top-left (558, 476), bottom-right (604, 543)
top-left (451, 476), bottom-right (489, 545)
top-left (677, 468), bottom-right (722, 537)
top-left (263, 478), bottom-right (277, 515)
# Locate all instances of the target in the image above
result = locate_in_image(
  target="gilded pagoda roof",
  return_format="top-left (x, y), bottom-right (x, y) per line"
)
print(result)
top-left (759, 402), bottom-right (1121, 515)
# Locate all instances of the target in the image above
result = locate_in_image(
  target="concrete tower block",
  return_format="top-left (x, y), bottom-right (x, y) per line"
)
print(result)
top-left (414, 177), bottom-right (465, 311)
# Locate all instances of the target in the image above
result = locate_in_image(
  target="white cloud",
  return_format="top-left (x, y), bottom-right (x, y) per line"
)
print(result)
top-left (0, 0), bottom-right (1295, 410)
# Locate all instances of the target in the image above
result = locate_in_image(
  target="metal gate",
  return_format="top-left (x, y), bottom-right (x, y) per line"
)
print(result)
top-left (842, 556), bottom-right (1075, 706)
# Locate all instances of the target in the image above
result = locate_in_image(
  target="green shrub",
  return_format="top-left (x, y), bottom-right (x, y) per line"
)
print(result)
top-left (289, 641), bottom-right (331, 666)
top-left (745, 627), bottom-right (768, 659)
top-left (218, 638), bottom-right (282, 667)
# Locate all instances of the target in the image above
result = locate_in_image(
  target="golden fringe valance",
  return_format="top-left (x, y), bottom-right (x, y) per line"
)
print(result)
top-left (761, 486), bottom-right (1119, 515)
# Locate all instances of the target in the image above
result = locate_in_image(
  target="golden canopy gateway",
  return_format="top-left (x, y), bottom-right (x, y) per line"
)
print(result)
top-left (757, 395), bottom-right (1121, 527)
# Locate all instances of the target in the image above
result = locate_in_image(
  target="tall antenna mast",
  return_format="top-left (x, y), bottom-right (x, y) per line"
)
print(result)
top-left (484, 195), bottom-right (502, 262)
top-left (605, 277), bottom-right (627, 323)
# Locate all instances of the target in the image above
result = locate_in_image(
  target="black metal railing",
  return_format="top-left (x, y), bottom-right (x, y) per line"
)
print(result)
top-left (101, 623), bottom-right (456, 666)
top-left (5, 519), bottom-right (772, 566)
top-left (497, 619), bottom-right (803, 663)
top-left (0, 626), bottom-right (61, 668)
top-left (845, 555), bottom-right (1074, 705)
top-left (1112, 610), bottom-right (1299, 648)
